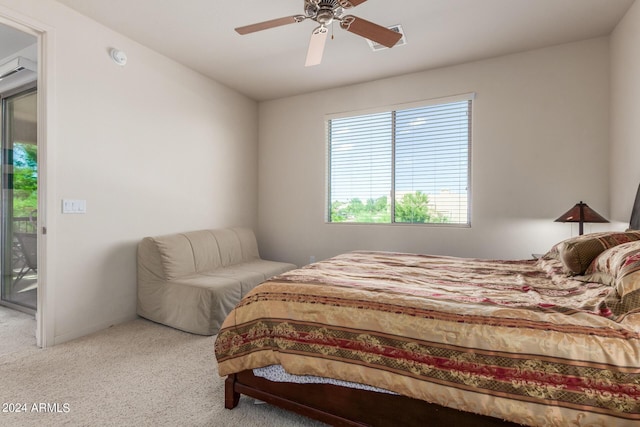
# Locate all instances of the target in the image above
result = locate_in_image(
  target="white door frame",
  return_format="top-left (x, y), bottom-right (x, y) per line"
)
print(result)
top-left (0, 6), bottom-right (55, 348)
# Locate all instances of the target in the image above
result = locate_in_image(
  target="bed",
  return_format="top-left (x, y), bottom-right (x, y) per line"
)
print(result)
top-left (215, 190), bottom-right (640, 426)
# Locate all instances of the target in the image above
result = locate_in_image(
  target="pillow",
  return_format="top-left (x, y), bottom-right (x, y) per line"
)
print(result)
top-left (549, 231), bottom-right (640, 275)
top-left (583, 241), bottom-right (640, 298)
top-left (542, 231), bottom-right (628, 261)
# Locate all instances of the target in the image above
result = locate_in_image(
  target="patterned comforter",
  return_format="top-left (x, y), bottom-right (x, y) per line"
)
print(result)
top-left (214, 251), bottom-right (640, 426)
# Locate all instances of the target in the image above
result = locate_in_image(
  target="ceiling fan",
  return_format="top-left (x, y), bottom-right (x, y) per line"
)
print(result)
top-left (235, 0), bottom-right (403, 67)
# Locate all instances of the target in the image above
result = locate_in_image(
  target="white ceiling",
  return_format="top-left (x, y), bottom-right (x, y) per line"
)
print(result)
top-left (0, 25), bottom-right (35, 61)
top-left (53, 0), bottom-right (635, 101)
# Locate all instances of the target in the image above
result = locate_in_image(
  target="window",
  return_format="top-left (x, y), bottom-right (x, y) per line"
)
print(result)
top-left (327, 94), bottom-right (472, 225)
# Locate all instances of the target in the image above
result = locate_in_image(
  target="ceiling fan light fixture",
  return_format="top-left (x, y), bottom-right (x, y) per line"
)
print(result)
top-left (316, 8), bottom-right (336, 25)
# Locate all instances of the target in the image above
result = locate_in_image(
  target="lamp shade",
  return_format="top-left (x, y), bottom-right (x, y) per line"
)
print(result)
top-left (555, 201), bottom-right (608, 235)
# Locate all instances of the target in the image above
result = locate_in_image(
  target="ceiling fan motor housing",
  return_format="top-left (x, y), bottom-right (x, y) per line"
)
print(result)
top-left (305, 0), bottom-right (344, 25)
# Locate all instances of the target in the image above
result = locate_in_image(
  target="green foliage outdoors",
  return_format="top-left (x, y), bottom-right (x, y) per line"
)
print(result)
top-left (331, 191), bottom-right (448, 224)
top-left (12, 142), bottom-right (38, 217)
top-left (395, 191), bottom-right (449, 223)
top-left (331, 197), bottom-right (391, 223)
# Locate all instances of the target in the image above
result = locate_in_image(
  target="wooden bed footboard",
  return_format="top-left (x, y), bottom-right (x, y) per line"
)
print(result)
top-left (224, 370), bottom-right (523, 427)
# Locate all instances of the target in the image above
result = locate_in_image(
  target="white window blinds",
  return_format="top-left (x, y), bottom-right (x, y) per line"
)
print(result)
top-left (327, 95), bottom-right (472, 225)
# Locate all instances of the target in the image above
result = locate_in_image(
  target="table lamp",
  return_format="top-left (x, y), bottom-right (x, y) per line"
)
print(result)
top-left (554, 201), bottom-right (608, 235)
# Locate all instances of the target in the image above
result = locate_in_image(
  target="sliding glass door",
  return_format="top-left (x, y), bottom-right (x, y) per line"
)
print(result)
top-left (0, 85), bottom-right (37, 312)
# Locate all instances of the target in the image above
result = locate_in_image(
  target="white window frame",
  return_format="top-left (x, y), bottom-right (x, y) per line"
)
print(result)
top-left (325, 93), bottom-right (474, 226)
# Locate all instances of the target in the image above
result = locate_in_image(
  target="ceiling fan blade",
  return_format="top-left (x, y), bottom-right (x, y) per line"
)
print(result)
top-left (340, 15), bottom-right (402, 48)
top-left (235, 15), bottom-right (305, 35)
top-left (305, 26), bottom-right (328, 67)
top-left (338, 0), bottom-right (368, 8)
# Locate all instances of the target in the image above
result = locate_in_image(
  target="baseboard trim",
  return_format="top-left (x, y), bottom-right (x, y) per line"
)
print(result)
top-left (53, 314), bottom-right (138, 346)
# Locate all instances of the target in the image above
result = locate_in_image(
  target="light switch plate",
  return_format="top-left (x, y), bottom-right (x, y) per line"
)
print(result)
top-left (62, 199), bottom-right (87, 214)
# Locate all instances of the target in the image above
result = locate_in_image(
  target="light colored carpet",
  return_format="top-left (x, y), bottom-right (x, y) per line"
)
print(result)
top-left (0, 316), bottom-right (326, 426)
top-left (0, 306), bottom-right (37, 357)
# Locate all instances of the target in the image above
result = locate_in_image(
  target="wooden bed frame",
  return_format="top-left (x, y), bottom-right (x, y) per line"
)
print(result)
top-left (225, 369), bottom-right (521, 426)
top-left (223, 186), bottom-right (640, 426)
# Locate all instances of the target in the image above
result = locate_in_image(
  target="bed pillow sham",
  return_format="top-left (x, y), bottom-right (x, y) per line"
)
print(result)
top-left (542, 231), bottom-right (617, 260)
top-left (583, 241), bottom-right (640, 298)
top-left (543, 231), bottom-right (640, 275)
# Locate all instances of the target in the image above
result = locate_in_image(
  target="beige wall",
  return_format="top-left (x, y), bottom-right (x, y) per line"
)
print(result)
top-left (258, 38), bottom-right (611, 267)
top-left (0, 0), bottom-right (258, 344)
top-left (0, 0), bottom-right (628, 345)
top-left (611, 0), bottom-right (640, 223)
